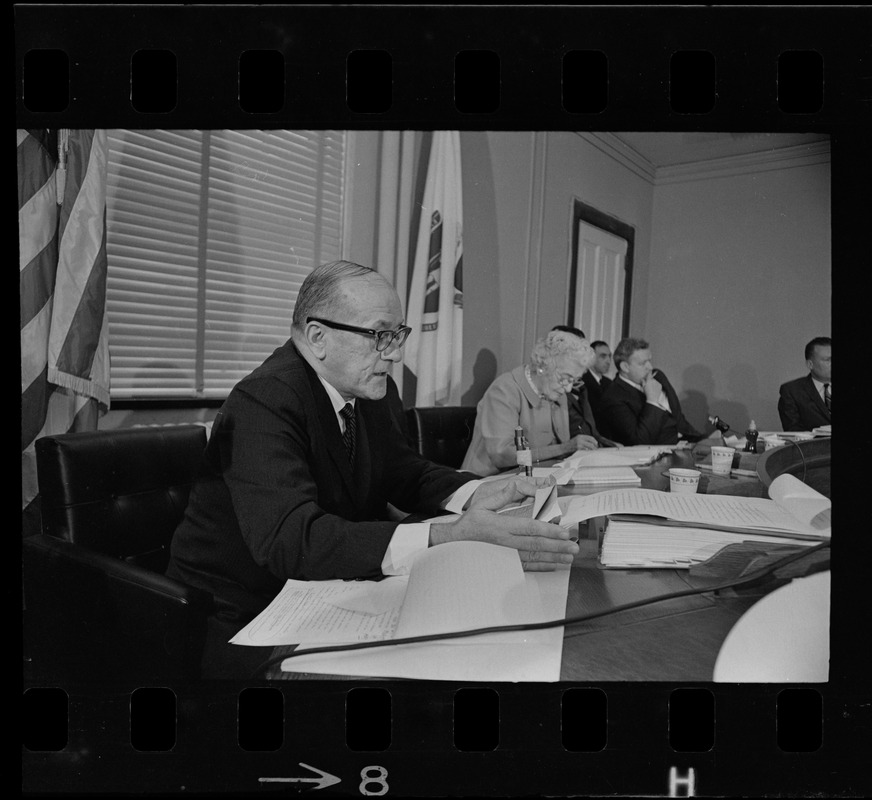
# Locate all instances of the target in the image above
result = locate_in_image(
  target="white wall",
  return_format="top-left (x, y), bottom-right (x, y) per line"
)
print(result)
top-left (647, 162), bottom-right (831, 432)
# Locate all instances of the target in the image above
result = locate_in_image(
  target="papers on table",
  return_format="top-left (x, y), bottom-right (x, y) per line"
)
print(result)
top-left (230, 577), bottom-right (409, 646)
top-left (598, 520), bottom-right (818, 569)
top-left (557, 445), bottom-right (674, 469)
top-left (560, 474), bottom-right (831, 539)
top-left (285, 568), bottom-right (571, 682)
top-left (812, 425), bottom-right (831, 437)
top-left (233, 540), bottom-right (572, 681)
top-left (532, 465), bottom-right (641, 486)
top-left (590, 473), bottom-right (830, 569)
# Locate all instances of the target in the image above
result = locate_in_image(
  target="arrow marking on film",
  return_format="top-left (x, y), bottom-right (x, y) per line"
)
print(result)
top-left (259, 763), bottom-right (341, 791)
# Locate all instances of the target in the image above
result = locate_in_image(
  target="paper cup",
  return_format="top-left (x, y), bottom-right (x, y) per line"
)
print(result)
top-left (710, 446), bottom-right (736, 476)
top-left (668, 468), bottom-right (701, 494)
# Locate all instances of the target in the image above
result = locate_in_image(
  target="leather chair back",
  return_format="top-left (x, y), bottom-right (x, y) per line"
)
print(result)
top-left (36, 424), bottom-right (207, 573)
top-left (26, 424), bottom-right (212, 684)
top-left (405, 406), bottom-right (477, 469)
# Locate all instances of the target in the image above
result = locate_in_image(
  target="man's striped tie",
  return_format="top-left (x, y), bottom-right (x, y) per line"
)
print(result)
top-left (823, 383), bottom-right (831, 411)
top-left (340, 403), bottom-right (356, 464)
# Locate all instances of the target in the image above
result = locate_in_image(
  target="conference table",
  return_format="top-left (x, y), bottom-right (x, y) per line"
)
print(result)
top-left (265, 438), bottom-right (826, 682)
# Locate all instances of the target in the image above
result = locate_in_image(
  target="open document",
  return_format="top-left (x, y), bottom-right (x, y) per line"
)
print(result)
top-left (560, 474), bottom-right (831, 540)
top-left (232, 540), bottom-right (571, 682)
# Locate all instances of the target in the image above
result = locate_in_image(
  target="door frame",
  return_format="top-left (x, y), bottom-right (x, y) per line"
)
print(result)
top-left (566, 198), bottom-right (635, 338)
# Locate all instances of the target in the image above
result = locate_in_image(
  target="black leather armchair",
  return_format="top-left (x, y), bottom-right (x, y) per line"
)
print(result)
top-left (405, 406), bottom-right (477, 470)
top-left (23, 425), bottom-right (214, 685)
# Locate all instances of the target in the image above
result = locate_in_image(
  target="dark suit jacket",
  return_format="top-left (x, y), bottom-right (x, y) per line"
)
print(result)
top-left (597, 372), bottom-right (704, 445)
top-left (778, 374), bottom-right (831, 431)
top-left (566, 382), bottom-right (617, 446)
top-left (166, 341), bottom-right (474, 623)
top-left (581, 371), bottom-right (612, 421)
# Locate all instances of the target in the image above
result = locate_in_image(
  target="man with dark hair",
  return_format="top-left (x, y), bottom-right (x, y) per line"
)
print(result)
top-left (548, 327), bottom-right (620, 447)
top-left (777, 336), bottom-right (832, 431)
top-left (582, 340), bottom-right (613, 421)
top-left (597, 337), bottom-right (705, 446)
top-left (168, 261), bottom-right (577, 676)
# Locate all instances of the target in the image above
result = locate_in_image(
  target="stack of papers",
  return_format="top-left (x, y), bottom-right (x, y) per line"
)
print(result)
top-left (598, 519), bottom-right (817, 568)
top-left (812, 425), bottom-right (831, 437)
top-left (559, 474), bottom-right (830, 570)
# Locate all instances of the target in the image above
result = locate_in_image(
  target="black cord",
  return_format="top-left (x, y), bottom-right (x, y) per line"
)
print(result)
top-left (249, 539), bottom-right (829, 679)
top-left (787, 438), bottom-right (809, 484)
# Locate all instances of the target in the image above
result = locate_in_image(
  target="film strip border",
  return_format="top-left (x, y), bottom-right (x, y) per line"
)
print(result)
top-left (14, 5), bottom-right (872, 129)
top-left (17, 5), bottom-right (871, 798)
top-left (23, 683), bottom-right (846, 796)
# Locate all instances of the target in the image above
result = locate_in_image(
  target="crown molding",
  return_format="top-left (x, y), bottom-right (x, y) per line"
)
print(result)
top-left (654, 140), bottom-right (832, 185)
top-left (573, 131), bottom-right (658, 184)
top-left (572, 132), bottom-right (831, 186)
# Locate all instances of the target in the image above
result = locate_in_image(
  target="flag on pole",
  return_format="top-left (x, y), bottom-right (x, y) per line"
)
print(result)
top-left (20, 128), bottom-right (110, 525)
top-left (404, 131), bottom-right (463, 406)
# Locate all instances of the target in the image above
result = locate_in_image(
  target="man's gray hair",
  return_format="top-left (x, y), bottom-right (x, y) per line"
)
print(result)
top-left (530, 329), bottom-right (594, 373)
top-left (292, 260), bottom-right (378, 330)
top-left (613, 337), bottom-right (649, 370)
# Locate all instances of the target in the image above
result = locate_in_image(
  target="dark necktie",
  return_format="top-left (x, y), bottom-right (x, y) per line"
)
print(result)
top-left (339, 403), bottom-right (356, 464)
top-left (823, 383), bottom-right (831, 411)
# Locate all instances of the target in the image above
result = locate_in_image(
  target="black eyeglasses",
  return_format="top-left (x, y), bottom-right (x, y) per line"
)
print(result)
top-left (307, 316), bottom-right (412, 352)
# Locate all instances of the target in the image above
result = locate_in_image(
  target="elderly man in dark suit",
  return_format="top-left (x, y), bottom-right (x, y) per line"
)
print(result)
top-left (778, 337), bottom-right (832, 431)
top-left (167, 261), bottom-right (577, 676)
top-left (597, 337), bottom-right (705, 446)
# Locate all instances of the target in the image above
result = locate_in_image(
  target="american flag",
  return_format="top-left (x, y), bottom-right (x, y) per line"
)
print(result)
top-left (19, 129), bottom-right (110, 532)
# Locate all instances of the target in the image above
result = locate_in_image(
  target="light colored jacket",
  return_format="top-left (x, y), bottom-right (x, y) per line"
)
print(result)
top-left (460, 365), bottom-right (570, 476)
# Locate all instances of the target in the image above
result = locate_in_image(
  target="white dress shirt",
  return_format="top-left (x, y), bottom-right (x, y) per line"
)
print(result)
top-left (317, 376), bottom-right (480, 575)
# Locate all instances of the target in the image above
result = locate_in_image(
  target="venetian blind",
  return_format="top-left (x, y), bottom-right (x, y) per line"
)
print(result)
top-left (105, 129), bottom-right (345, 398)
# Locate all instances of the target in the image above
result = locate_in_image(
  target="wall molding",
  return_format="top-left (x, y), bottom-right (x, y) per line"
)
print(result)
top-left (575, 132), bottom-right (658, 184)
top-left (655, 140), bottom-right (832, 185)
top-left (574, 131), bottom-right (831, 186)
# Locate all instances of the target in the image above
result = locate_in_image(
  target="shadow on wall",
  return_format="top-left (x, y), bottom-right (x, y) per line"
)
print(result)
top-left (680, 363), bottom-right (750, 435)
top-left (461, 348), bottom-right (498, 407)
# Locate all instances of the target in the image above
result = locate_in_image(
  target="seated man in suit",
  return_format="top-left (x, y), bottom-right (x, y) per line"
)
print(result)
top-left (597, 337), bottom-right (705, 446)
top-left (167, 260), bottom-right (577, 676)
top-left (581, 340), bottom-right (614, 422)
top-left (551, 327), bottom-right (620, 448)
top-left (777, 336), bottom-right (832, 431)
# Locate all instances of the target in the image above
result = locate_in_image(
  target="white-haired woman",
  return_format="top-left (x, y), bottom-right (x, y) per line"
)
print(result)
top-left (461, 330), bottom-right (599, 476)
